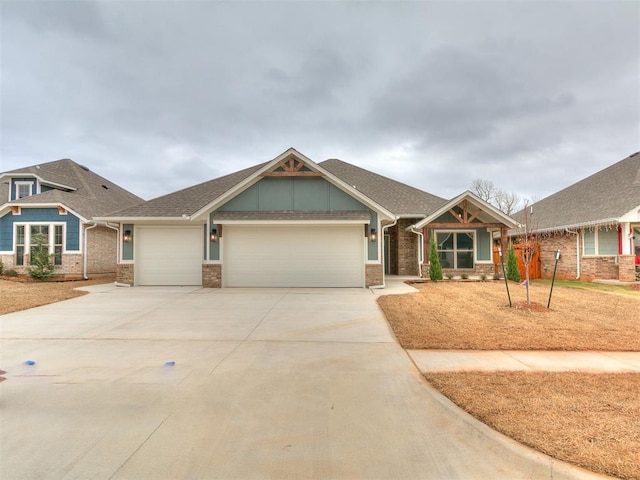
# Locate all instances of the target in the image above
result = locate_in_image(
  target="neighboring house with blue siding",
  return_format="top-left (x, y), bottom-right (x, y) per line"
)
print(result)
top-left (98, 148), bottom-right (519, 288)
top-left (0, 159), bottom-right (143, 278)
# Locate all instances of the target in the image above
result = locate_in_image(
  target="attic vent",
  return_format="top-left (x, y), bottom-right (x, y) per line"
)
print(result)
top-left (80, 165), bottom-right (90, 171)
top-left (102, 184), bottom-right (109, 190)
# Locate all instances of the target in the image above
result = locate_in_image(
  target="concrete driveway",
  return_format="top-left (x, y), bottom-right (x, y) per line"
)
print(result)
top-left (0, 285), bottom-right (605, 479)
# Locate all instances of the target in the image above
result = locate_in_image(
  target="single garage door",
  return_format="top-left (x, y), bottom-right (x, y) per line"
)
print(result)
top-left (224, 225), bottom-right (365, 287)
top-left (136, 226), bottom-right (203, 286)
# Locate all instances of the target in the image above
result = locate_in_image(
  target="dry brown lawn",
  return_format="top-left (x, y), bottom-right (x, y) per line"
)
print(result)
top-left (426, 372), bottom-right (640, 480)
top-left (0, 276), bottom-right (115, 315)
top-left (378, 281), bottom-right (640, 350)
top-left (378, 281), bottom-right (640, 480)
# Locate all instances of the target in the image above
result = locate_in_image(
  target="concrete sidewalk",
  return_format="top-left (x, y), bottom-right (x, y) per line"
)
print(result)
top-left (409, 350), bottom-right (640, 373)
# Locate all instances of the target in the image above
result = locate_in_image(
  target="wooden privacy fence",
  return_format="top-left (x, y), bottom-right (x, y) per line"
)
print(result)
top-left (493, 244), bottom-right (541, 279)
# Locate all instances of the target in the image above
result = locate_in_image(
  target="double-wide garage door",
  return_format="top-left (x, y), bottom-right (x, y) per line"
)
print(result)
top-left (224, 225), bottom-right (365, 287)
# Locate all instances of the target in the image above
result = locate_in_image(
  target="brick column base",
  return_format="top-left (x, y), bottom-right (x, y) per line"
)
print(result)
top-left (365, 264), bottom-right (383, 287)
top-left (203, 264), bottom-right (222, 288)
top-left (116, 264), bottom-right (134, 285)
top-left (618, 255), bottom-right (636, 282)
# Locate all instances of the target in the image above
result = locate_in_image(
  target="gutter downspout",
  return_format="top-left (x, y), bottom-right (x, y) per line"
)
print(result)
top-left (369, 217), bottom-right (398, 290)
top-left (409, 226), bottom-right (424, 278)
top-left (565, 229), bottom-right (580, 279)
top-left (83, 223), bottom-right (99, 280)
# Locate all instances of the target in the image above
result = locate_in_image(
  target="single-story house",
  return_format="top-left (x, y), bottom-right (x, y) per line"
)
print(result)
top-left (0, 159), bottom-right (143, 278)
top-left (511, 151), bottom-right (640, 282)
top-left (98, 148), bottom-right (519, 287)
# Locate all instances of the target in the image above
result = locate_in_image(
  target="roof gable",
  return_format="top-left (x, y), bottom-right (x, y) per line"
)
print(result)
top-left (106, 148), bottom-right (396, 221)
top-left (513, 151), bottom-right (640, 232)
top-left (412, 191), bottom-right (520, 230)
top-left (1, 159), bottom-right (143, 219)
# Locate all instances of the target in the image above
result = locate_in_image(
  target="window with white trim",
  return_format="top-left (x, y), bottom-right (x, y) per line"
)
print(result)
top-left (436, 231), bottom-right (474, 269)
top-left (14, 223), bottom-right (64, 266)
top-left (16, 181), bottom-right (34, 199)
top-left (583, 228), bottom-right (618, 256)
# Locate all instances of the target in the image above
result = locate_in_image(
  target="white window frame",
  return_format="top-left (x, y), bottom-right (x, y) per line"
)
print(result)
top-left (582, 228), bottom-right (619, 256)
top-left (15, 181), bottom-right (35, 200)
top-left (435, 230), bottom-right (476, 269)
top-left (14, 222), bottom-right (67, 258)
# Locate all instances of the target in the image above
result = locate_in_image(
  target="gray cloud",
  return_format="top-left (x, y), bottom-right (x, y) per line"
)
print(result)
top-left (1, 0), bottom-right (638, 203)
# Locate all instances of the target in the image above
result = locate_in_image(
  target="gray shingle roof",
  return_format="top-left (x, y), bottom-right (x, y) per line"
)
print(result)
top-left (109, 162), bottom-right (268, 217)
top-left (319, 159), bottom-right (447, 217)
top-left (1, 159), bottom-right (143, 219)
top-left (105, 157), bottom-right (448, 219)
top-left (514, 151), bottom-right (640, 232)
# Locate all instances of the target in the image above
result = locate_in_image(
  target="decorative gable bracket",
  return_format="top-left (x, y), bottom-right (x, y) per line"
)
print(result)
top-left (261, 155), bottom-right (323, 177)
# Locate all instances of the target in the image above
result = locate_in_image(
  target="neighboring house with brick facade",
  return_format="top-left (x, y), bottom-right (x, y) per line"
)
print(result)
top-left (511, 151), bottom-right (640, 282)
top-left (0, 159), bottom-right (143, 279)
top-left (99, 148), bottom-right (519, 288)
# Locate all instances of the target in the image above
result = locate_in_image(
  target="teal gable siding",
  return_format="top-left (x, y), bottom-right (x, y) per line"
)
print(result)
top-left (10, 177), bottom-right (37, 200)
top-left (122, 224), bottom-right (134, 260)
top-left (0, 208), bottom-right (80, 251)
top-left (211, 177), bottom-right (379, 261)
top-left (219, 177), bottom-right (368, 212)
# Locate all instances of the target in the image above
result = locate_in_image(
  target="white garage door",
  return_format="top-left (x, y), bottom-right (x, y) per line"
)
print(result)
top-left (224, 225), bottom-right (365, 287)
top-left (136, 226), bottom-right (203, 286)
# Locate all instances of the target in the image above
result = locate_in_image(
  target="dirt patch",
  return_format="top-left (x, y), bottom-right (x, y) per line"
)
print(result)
top-left (0, 276), bottom-right (115, 315)
top-left (377, 281), bottom-right (640, 350)
top-left (425, 372), bottom-right (640, 480)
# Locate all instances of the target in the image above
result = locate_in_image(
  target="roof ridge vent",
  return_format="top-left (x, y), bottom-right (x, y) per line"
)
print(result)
top-left (80, 164), bottom-right (90, 171)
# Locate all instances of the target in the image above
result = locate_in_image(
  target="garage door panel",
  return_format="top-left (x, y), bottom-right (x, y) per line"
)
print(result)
top-left (136, 227), bottom-right (202, 286)
top-left (224, 226), bottom-right (364, 287)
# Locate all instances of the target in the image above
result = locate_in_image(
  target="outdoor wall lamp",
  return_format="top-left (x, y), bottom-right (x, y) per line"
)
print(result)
top-left (123, 230), bottom-right (132, 242)
top-left (210, 228), bottom-right (218, 242)
top-left (370, 228), bottom-right (377, 242)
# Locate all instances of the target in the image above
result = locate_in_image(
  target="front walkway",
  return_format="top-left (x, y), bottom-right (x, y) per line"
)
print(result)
top-left (409, 350), bottom-right (640, 373)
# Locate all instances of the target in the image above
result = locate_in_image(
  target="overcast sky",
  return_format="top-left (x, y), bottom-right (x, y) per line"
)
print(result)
top-left (1, 0), bottom-right (638, 204)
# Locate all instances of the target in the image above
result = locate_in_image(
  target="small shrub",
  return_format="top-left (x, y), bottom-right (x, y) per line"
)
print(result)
top-left (0, 259), bottom-right (3, 275)
top-left (428, 236), bottom-right (443, 281)
top-left (4, 269), bottom-right (18, 277)
top-left (480, 274), bottom-right (487, 281)
top-left (445, 272), bottom-right (454, 280)
top-left (461, 273), bottom-right (469, 280)
top-left (493, 273), bottom-right (501, 280)
top-left (27, 233), bottom-right (55, 280)
top-left (506, 244), bottom-right (521, 282)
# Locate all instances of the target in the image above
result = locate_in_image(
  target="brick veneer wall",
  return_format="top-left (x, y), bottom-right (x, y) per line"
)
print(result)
top-left (396, 219), bottom-right (419, 276)
top-left (538, 233), bottom-right (579, 279)
top-left (86, 226), bottom-right (118, 274)
top-left (365, 264), bottom-right (383, 287)
top-left (116, 264), bottom-right (134, 285)
top-left (581, 256), bottom-right (618, 280)
top-left (203, 264), bottom-right (222, 288)
top-left (618, 255), bottom-right (636, 282)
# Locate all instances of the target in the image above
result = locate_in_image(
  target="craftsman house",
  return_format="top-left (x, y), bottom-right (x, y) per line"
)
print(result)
top-left (0, 159), bottom-right (143, 278)
top-left (99, 148), bottom-right (519, 287)
top-left (511, 151), bottom-right (640, 282)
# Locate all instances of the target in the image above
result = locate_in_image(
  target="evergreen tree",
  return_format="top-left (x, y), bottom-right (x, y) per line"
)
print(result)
top-left (429, 236), bottom-right (443, 281)
top-left (27, 233), bottom-right (55, 280)
top-left (506, 243), bottom-right (521, 282)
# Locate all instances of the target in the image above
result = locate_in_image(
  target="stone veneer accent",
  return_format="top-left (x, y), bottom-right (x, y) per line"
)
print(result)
top-left (365, 264), bottom-right (383, 287)
top-left (203, 264), bottom-right (222, 288)
top-left (116, 264), bottom-right (134, 285)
